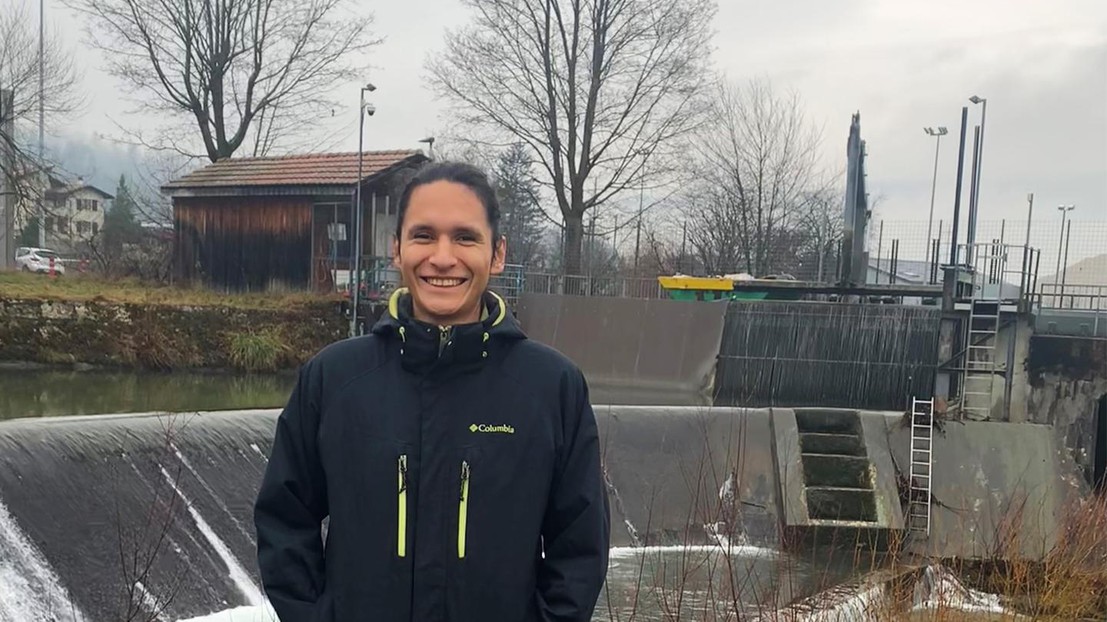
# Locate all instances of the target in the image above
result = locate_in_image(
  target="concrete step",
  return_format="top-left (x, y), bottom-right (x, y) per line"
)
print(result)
top-left (805, 487), bottom-right (878, 522)
top-left (783, 523), bottom-right (894, 551)
top-left (799, 432), bottom-right (866, 456)
top-left (801, 454), bottom-right (873, 488)
top-left (794, 409), bottom-right (862, 435)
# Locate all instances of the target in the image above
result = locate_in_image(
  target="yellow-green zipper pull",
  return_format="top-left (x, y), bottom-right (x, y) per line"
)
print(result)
top-left (397, 455), bottom-right (408, 558)
top-left (458, 460), bottom-right (470, 559)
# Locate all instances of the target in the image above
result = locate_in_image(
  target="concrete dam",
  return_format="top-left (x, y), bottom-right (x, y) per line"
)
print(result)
top-left (1, 292), bottom-right (1104, 620)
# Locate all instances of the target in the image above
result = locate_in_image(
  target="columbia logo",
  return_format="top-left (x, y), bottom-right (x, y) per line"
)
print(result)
top-left (469, 423), bottom-right (515, 434)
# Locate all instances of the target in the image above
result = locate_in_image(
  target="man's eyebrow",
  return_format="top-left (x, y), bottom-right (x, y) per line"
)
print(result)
top-left (406, 223), bottom-right (485, 238)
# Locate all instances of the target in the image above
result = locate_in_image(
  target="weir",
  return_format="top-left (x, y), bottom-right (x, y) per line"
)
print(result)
top-left (0, 404), bottom-right (1085, 621)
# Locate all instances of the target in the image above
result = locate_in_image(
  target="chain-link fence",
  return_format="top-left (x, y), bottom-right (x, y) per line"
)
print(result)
top-left (870, 218), bottom-right (1107, 287)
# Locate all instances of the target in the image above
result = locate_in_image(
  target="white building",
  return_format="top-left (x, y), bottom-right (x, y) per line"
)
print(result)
top-left (16, 173), bottom-right (113, 254)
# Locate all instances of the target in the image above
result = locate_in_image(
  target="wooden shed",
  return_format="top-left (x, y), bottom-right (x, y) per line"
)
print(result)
top-left (163, 151), bottom-right (428, 292)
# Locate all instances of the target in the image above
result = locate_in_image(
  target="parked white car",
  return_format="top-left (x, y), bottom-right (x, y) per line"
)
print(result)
top-left (14, 247), bottom-right (66, 275)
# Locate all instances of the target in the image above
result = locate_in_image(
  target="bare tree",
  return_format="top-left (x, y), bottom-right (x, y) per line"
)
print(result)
top-left (797, 187), bottom-right (844, 282)
top-left (684, 79), bottom-right (826, 277)
top-left (66, 0), bottom-right (379, 161)
top-left (429, 0), bottom-right (715, 275)
top-left (0, 3), bottom-right (80, 231)
top-left (493, 143), bottom-right (548, 268)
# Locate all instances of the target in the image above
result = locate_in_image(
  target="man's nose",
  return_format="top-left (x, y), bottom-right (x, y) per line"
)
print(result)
top-left (428, 236), bottom-right (457, 269)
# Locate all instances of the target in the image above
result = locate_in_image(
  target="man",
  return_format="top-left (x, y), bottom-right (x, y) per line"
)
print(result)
top-left (254, 162), bottom-right (610, 622)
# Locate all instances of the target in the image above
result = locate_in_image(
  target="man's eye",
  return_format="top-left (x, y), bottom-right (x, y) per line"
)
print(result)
top-left (457, 234), bottom-right (477, 244)
top-left (412, 232), bottom-right (432, 241)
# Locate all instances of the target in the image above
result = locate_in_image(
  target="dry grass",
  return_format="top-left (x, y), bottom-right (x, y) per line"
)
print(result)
top-left (0, 271), bottom-right (340, 310)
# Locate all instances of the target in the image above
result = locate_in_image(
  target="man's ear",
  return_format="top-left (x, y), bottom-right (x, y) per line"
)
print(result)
top-left (490, 236), bottom-right (507, 275)
top-left (391, 235), bottom-right (401, 269)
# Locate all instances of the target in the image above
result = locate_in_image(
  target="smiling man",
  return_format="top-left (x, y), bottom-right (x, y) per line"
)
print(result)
top-left (254, 162), bottom-right (610, 622)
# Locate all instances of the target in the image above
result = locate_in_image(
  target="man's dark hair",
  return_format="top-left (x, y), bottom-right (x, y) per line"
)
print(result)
top-left (395, 161), bottom-right (502, 243)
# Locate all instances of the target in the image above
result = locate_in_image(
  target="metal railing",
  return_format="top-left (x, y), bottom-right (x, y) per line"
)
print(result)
top-left (349, 257), bottom-right (665, 305)
top-left (518, 273), bottom-right (664, 300)
top-left (1035, 283), bottom-right (1107, 312)
top-left (950, 242), bottom-right (1041, 305)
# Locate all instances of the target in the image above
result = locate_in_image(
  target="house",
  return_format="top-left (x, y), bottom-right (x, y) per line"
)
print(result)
top-left (14, 173), bottom-right (113, 255)
top-left (162, 150), bottom-right (429, 292)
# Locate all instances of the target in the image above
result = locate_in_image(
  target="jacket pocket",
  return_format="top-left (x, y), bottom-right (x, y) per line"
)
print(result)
top-left (397, 454), bottom-right (409, 558)
top-left (458, 459), bottom-right (470, 559)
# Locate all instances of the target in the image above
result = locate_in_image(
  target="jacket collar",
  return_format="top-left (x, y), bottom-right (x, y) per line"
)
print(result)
top-left (371, 288), bottom-right (525, 374)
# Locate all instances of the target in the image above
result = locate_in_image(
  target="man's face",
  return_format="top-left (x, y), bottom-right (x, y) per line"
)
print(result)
top-left (392, 180), bottom-right (506, 326)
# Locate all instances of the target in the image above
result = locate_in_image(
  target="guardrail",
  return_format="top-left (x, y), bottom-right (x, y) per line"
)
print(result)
top-left (1035, 283), bottom-right (1107, 312)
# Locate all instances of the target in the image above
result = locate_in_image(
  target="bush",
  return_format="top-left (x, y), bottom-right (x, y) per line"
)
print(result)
top-left (226, 328), bottom-right (287, 372)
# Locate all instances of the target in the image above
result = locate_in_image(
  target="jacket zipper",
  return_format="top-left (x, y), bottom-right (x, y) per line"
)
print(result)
top-left (458, 460), bottom-right (470, 559)
top-left (397, 454), bottom-right (408, 558)
top-left (438, 326), bottom-right (452, 357)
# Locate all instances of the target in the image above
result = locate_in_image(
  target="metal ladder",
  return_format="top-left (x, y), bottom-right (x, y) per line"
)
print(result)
top-left (907, 397), bottom-right (934, 536)
top-left (962, 299), bottom-right (1000, 420)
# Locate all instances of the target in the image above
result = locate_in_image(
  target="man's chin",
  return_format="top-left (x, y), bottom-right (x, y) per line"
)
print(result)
top-left (411, 290), bottom-right (480, 324)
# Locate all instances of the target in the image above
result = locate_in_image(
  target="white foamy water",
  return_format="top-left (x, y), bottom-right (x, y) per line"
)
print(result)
top-left (177, 603), bottom-right (277, 622)
top-left (160, 466), bottom-right (265, 607)
top-left (249, 443), bottom-right (268, 462)
top-left (0, 497), bottom-right (87, 622)
top-left (171, 445), bottom-right (255, 544)
top-left (609, 542), bottom-right (778, 559)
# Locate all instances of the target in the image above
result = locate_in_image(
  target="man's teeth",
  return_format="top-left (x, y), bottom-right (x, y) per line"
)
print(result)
top-left (426, 277), bottom-right (465, 287)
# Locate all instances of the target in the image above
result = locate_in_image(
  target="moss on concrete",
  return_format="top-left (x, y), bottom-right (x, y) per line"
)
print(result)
top-left (0, 297), bottom-right (349, 371)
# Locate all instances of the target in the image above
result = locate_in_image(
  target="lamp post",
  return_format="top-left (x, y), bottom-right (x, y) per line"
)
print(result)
top-left (1055, 204), bottom-right (1075, 284)
top-left (418, 136), bottom-right (435, 160)
top-left (350, 82), bottom-right (377, 338)
top-left (968, 95), bottom-right (987, 241)
top-left (923, 126), bottom-right (948, 267)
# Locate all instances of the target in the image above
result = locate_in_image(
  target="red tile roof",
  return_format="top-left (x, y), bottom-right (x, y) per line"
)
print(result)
top-left (163, 150), bottom-right (426, 190)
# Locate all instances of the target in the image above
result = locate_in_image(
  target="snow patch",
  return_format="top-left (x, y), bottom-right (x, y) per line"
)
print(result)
top-left (913, 565), bottom-right (1007, 614)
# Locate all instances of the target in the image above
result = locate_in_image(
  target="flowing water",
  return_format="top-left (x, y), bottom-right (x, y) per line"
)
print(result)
top-left (0, 367), bottom-right (295, 420)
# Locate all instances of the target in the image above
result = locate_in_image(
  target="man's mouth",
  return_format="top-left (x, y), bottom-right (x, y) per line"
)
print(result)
top-left (421, 276), bottom-right (468, 288)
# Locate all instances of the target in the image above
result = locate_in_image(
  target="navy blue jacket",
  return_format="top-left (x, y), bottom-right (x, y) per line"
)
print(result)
top-left (254, 289), bottom-right (609, 621)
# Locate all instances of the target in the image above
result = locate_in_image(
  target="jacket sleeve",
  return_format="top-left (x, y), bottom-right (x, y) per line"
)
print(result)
top-left (537, 368), bottom-right (611, 622)
top-left (254, 363), bottom-right (329, 621)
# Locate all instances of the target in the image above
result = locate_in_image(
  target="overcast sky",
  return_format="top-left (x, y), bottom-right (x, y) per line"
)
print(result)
top-left (31, 0), bottom-right (1107, 247)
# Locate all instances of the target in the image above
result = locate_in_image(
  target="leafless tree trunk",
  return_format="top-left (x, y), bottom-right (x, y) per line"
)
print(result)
top-left (797, 187), bottom-right (844, 282)
top-left (429, 0), bottom-right (714, 275)
top-left (0, 4), bottom-right (80, 228)
top-left (684, 79), bottom-right (825, 278)
top-left (66, 0), bottom-right (379, 162)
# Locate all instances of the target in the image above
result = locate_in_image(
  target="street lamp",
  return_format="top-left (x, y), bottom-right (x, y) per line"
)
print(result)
top-left (418, 136), bottom-right (435, 160)
top-left (350, 82), bottom-right (377, 338)
top-left (969, 95), bottom-right (987, 241)
top-left (923, 126), bottom-right (948, 267)
top-left (1055, 204), bottom-right (1075, 282)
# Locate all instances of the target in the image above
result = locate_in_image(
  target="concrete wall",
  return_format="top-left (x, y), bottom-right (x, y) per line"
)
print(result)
top-left (1025, 334), bottom-right (1107, 488)
top-left (882, 414), bottom-right (1085, 559)
top-left (517, 294), bottom-right (728, 395)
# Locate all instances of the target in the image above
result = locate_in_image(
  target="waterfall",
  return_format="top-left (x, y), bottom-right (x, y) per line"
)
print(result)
top-left (602, 465), bottom-right (641, 546)
top-left (0, 496), bottom-right (86, 622)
